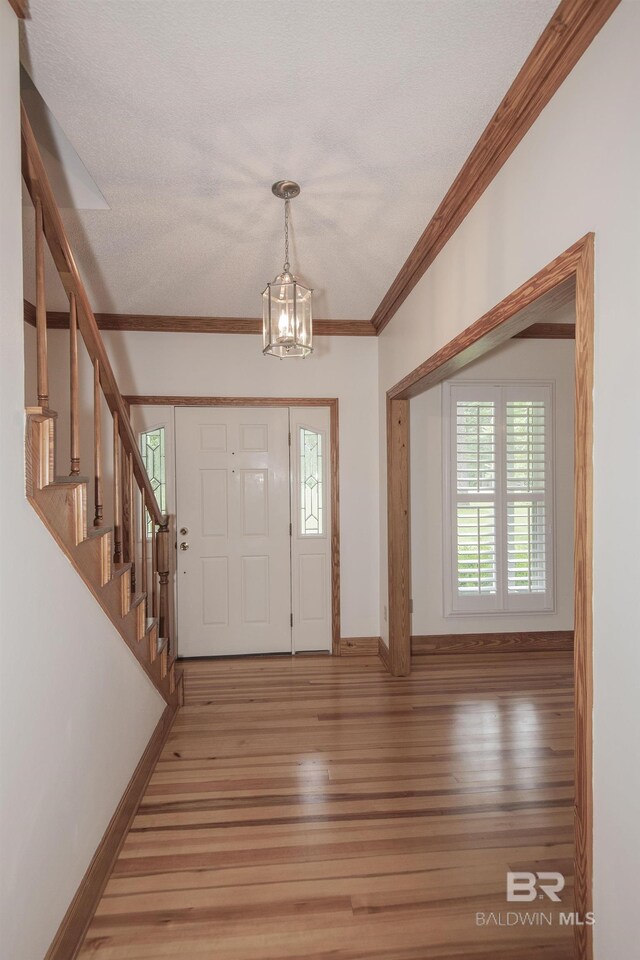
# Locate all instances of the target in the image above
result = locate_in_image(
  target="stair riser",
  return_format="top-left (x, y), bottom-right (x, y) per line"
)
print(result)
top-left (32, 484), bottom-right (86, 548)
top-left (26, 415), bottom-right (55, 492)
top-left (120, 571), bottom-right (132, 618)
top-left (148, 625), bottom-right (159, 662)
top-left (135, 601), bottom-right (146, 643)
top-left (76, 533), bottom-right (112, 588)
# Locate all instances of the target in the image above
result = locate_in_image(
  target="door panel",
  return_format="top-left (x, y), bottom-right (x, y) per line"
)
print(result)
top-left (176, 407), bottom-right (291, 657)
top-left (290, 407), bottom-right (332, 652)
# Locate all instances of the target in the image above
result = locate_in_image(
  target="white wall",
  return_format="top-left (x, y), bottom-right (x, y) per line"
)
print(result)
top-left (40, 328), bottom-right (381, 639)
top-left (0, 9), bottom-right (166, 959)
top-left (411, 337), bottom-right (575, 636)
top-left (378, 3), bottom-right (640, 954)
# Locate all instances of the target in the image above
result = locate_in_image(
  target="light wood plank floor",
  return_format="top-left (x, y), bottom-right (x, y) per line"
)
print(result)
top-left (78, 652), bottom-right (574, 959)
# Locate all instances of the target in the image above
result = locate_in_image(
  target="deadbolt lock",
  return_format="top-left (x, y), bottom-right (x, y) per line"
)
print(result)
top-left (180, 527), bottom-right (189, 535)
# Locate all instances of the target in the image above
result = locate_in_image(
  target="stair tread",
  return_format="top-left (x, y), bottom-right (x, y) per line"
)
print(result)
top-left (87, 525), bottom-right (113, 539)
top-left (157, 636), bottom-right (168, 656)
top-left (144, 616), bottom-right (158, 634)
top-left (53, 475), bottom-right (89, 485)
top-left (26, 405), bottom-right (58, 419)
top-left (112, 562), bottom-right (133, 578)
top-left (130, 593), bottom-right (147, 608)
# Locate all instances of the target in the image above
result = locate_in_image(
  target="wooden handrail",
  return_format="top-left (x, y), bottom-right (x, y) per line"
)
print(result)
top-left (20, 101), bottom-right (166, 527)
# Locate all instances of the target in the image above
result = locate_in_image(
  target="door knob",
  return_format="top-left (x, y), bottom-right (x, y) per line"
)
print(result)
top-left (179, 541), bottom-right (189, 551)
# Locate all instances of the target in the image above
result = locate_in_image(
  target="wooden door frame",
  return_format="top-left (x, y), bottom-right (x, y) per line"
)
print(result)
top-left (385, 234), bottom-right (594, 959)
top-left (125, 395), bottom-right (341, 656)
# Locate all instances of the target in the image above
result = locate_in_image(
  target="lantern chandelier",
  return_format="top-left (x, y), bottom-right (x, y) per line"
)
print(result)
top-left (262, 180), bottom-right (313, 358)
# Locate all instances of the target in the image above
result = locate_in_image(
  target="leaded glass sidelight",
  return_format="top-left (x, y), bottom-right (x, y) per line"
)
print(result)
top-left (139, 426), bottom-right (166, 535)
top-left (299, 427), bottom-right (324, 536)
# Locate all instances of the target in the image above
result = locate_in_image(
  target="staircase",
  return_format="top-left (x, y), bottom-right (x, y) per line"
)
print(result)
top-left (21, 102), bottom-right (182, 709)
top-left (26, 408), bottom-right (180, 704)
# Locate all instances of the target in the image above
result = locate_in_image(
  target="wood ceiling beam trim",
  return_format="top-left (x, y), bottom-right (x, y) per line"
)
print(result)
top-left (514, 322), bottom-right (575, 339)
top-left (23, 302), bottom-right (574, 339)
top-left (371, 0), bottom-right (621, 334)
top-left (22, 303), bottom-right (374, 337)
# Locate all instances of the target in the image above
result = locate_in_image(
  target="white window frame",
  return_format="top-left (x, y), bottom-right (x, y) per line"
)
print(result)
top-left (443, 380), bottom-right (555, 617)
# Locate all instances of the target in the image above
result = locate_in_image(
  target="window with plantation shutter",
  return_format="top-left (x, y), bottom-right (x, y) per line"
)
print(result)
top-left (444, 382), bottom-right (554, 616)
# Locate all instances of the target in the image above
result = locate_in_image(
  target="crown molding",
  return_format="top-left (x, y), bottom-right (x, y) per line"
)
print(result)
top-left (371, 0), bottom-right (620, 334)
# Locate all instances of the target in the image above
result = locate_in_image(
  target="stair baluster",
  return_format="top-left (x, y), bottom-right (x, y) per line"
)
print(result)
top-left (93, 359), bottom-right (103, 527)
top-left (113, 411), bottom-right (122, 563)
top-left (141, 494), bottom-right (148, 601)
top-left (35, 197), bottom-right (49, 408)
top-left (127, 453), bottom-right (136, 592)
top-left (69, 292), bottom-right (80, 475)
top-left (151, 518), bottom-right (158, 618)
top-left (157, 522), bottom-right (170, 654)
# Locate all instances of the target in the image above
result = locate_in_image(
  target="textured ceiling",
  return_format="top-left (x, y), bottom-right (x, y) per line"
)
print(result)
top-left (20, 0), bottom-right (557, 319)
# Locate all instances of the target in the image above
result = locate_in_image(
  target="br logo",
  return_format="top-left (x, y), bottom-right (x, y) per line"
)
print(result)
top-left (507, 872), bottom-right (565, 902)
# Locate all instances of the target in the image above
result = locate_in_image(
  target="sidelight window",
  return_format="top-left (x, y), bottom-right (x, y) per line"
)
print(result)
top-left (139, 425), bottom-right (166, 534)
top-left (299, 426), bottom-right (324, 536)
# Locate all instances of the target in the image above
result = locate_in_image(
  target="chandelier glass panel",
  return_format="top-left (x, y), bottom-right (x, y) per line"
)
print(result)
top-left (262, 182), bottom-right (313, 358)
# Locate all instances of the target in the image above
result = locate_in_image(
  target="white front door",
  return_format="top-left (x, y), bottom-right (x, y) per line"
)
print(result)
top-left (175, 407), bottom-right (292, 657)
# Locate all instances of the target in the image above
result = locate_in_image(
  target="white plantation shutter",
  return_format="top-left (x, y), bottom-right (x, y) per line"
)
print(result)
top-left (444, 382), bottom-right (554, 615)
top-left (503, 386), bottom-right (553, 612)
top-left (454, 398), bottom-right (497, 601)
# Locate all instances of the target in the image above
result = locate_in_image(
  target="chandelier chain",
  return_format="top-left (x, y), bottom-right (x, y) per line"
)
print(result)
top-left (283, 199), bottom-right (290, 272)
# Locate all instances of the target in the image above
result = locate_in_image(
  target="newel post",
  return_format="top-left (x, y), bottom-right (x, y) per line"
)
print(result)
top-left (157, 520), bottom-right (170, 649)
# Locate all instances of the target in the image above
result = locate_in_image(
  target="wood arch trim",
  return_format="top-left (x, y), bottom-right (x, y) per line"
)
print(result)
top-left (384, 233), bottom-right (594, 959)
top-left (126, 396), bottom-right (341, 656)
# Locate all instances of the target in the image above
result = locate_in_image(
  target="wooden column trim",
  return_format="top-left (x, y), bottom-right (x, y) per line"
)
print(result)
top-left (329, 400), bottom-right (341, 655)
top-left (371, 0), bottom-right (620, 333)
top-left (386, 397), bottom-right (410, 676)
top-left (573, 232), bottom-right (594, 960)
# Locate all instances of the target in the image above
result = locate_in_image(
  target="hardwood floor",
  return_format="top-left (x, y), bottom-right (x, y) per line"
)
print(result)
top-left (78, 652), bottom-right (574, 959)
